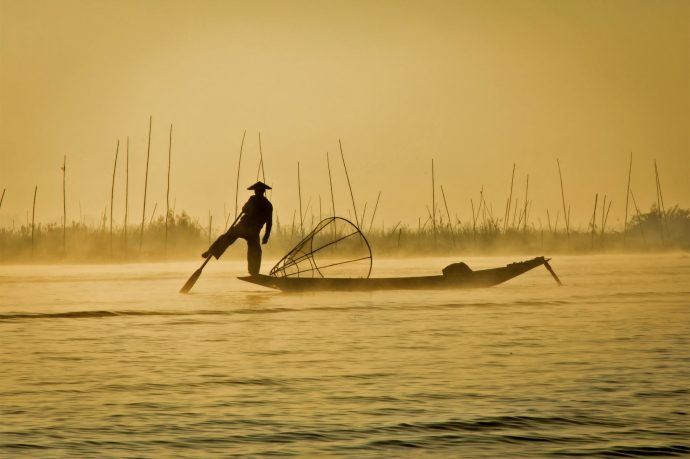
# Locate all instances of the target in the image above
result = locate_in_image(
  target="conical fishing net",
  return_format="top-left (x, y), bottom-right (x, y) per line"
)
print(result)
top-left (269, 217), bottom-right (372, 278)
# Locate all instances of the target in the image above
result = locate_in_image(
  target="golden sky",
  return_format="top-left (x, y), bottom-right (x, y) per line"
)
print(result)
top-left (1, 0), bottom-right (688, 230)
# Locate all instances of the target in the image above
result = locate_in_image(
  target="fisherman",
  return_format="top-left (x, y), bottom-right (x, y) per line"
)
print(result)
top-left (202, 181), bottom-right (273, 275)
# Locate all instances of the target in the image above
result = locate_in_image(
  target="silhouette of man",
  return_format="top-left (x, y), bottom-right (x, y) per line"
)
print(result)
top-left (202, 181), bottom-right (273, 275)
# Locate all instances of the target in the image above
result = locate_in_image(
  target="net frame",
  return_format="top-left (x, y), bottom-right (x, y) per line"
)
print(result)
top-left (269, 217), bottom-right (373, 279)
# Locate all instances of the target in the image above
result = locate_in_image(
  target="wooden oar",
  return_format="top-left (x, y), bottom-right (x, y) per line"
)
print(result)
top-left (543, 260), bottom-right (563, 286)
top-left (180, 212), bottom-right (243, 293)
top-left (180, 255), bottom-right (213, 293)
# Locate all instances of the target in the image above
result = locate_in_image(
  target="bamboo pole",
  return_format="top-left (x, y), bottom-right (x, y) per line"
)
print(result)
top-left (600, 195), bottom-right (607, 238)
top-left (654, 162), bottom-right (661, 210)
top-left (522, 174), bottom-right (529, 233)
top-left (479, 186), bottom-right (486, 229)
top-left (110, 139), bottom-right (120, 254)
top-left (298, 162), bottom-right (303, 238)
top-left (124, 137), bottom-right (129, 253)
top-left (290, 210), bottom-right (296, 239)
top-left (360, 202), bottom-right (368, 230)
top-left (0, 188), bottom-right (5, 211)
top-left (149, 202), bottom-right (158, 226)
top-left (654, 160), bottom-right (666, 243)
top-left (208, 211), bottom-right (212, 244)
top-left (302, 198), bottom-right (312, 228)
top-left (655, 160), bottom-right (666, 213)
top-left (630, 190), bottom-right (646, 243)
top-left (165, 124), bottom-right (172, 255)
top-left (61, 155), bottom-right (66, 254)
top-left (557, 159), bottom-right (569, 238)
top-left (257, 132), bottom-right (266, 182)
top-left (140, 116), bottom-right (152, 251)
top-left (623, 152), bottom-right (632, 245)
top-left (339, 139), bottom-right (359, 228)
top-left (369, 191), bottom-right (381, 234)
top-left (431, 159), bottom-right (436, 242)
top-left (440, 185), bottom-right (455, 246)
top-left (516, 200), bottom-right (525, 229)
top-left (503, 164), bottom-right (515, 233)
top-left (31, 186), bottom-right (37, 257)
top-left (602, 199), bottom-right (612, 239)
top-left (326, 152), bottom-right (336, 218)
top-left (420, 214), bottom-right (428, 233)
top-left (470, 198), bottom-right (477, 239)
top-left (235, 130), bottom-right (247, 219)
top-left (590, 193), bottom-right (598, 248)
top-left (511, 198), bottom-right (519, 229)
top-left (654, 161), bottom-right (663, 242)
top-left (325, 151), bottom-right (338, 262)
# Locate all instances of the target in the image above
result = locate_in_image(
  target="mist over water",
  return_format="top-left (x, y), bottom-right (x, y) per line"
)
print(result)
top-left (1, 254), bottom-right (689, 457)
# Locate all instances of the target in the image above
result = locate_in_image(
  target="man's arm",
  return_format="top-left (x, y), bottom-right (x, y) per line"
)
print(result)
top-left (262, 205), bottom-right (273, 244)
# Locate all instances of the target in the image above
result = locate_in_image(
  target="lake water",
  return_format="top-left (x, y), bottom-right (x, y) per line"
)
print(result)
top-left (1, 254), bottom-right (689, 457)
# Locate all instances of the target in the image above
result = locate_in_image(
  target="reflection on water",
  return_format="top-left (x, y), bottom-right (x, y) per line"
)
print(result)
top-left (1, 255), bottom-right (689, 457)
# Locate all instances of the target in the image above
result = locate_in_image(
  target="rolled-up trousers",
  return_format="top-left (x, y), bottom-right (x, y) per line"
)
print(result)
top-left (208, 226), bottom-right (262, 275)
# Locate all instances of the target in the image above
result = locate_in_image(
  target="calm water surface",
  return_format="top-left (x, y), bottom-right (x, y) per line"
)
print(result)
top-left (1, 254), bottom-right (689, 457)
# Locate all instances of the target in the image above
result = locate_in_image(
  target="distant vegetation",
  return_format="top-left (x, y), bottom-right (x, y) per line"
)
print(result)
top-left (1, 205), bottom-right (688, 264)
top-left (1, 137), bottom-right (687, 263)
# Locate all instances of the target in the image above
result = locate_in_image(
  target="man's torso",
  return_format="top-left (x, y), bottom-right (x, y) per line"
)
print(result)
top-left (240, 195), bottom-right (272, 230)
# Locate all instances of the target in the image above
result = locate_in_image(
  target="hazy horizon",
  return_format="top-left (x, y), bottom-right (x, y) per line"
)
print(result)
top-left (2, 0), bottom-right (688, 232)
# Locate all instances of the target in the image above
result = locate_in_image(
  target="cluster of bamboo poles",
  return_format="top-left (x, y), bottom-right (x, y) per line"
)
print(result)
top-left (106, 116), bottom-right (176, 256)
top-left (409, 153), bottom-right (670, 250)
top-left (0, 136), bottom-right (677, 258)
top-left (289, 139), bottom-right (377, 243)
top-left (0, 116), bottom-right (178, 258)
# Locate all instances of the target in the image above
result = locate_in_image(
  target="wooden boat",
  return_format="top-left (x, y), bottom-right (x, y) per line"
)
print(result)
top-left (180, 217), bottom-right (561, 294)
top-left (234, 218), bottom-right (561, 292)
top-left (239, 256), bottom-right (559, 292)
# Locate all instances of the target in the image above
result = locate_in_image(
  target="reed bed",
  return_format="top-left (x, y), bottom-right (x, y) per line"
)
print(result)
top-left (1, 204), bottom-right (688, 263)
top-left (1, 128), bottom-right (688, 264)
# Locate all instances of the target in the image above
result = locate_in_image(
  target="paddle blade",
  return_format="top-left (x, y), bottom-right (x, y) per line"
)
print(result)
top-left (544, 261), bottom-right (563, 286)
top-left (180, 268), bottom-right (203, 293)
